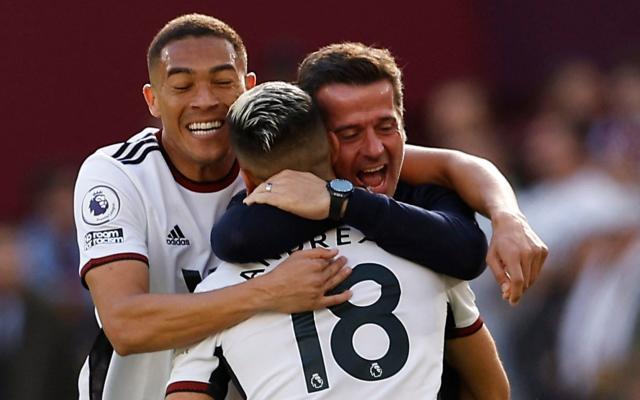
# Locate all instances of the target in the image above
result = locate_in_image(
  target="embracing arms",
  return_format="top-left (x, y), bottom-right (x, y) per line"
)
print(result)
top-left (85, 249), bottom-right (350, 355)
top-left (402, 145), bottom-right (548, 304)
top-left (212, 178), bottom-right (487, 280)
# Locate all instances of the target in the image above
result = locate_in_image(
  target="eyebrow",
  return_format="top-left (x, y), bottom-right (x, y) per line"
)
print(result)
top-left (209, 63), bottom-right (237, 74)
top-left (166, 63), bottom-right (237, 78)
top-left (167, 67), bottom-right (192, 77)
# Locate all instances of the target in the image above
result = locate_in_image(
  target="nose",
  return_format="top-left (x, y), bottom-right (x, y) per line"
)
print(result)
top-left (361, 127), bottom-right (385, 158)
top-left (191, 84), bottom-right (220, 110)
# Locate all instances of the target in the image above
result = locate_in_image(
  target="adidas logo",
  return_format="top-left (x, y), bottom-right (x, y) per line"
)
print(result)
top-left (167, 225), bottom-right (190, 246)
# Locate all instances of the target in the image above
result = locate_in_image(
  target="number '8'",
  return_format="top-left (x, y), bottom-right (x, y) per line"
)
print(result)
top-left (329, 263), bottom-right (409, 381)
top-left (292, 263), bottom-right (409, 393)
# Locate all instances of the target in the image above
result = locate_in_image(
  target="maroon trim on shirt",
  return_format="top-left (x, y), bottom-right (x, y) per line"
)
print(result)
top-left (447, 317), bottom-right (484, 339)
top-left (166, 381), bottom-right (211, 395)
top-left (155, 131), bottom-right (240, 193)
top-left (80, 252), bottom-right (149, 289)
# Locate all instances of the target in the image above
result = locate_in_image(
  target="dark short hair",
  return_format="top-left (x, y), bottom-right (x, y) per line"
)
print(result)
top-left (147, 13), bottom-right (247, 74)
top-left (297, 42), bottom-right (404, 117)
top-left (228, 81), bottom-right (328, 177)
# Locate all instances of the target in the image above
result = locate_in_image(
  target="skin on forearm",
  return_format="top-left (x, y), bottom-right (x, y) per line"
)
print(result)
top-left (87, 249), bottom-right (350, 355)
top-left (401, 145), bottom-right (521, 219)
top-left (86, 260), bottom-right (273, 355)
top-left (401, 145), bottom-right (550, 305)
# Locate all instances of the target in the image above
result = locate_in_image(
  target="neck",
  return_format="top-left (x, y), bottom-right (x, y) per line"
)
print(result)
top-left (188, 154), bottom-right (236, 182)
top-left (160, 134), bottom-right (236, 182)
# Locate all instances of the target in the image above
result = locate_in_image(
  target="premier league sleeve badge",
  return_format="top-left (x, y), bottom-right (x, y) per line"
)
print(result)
top-left (81, 185), bottom-right (121, 225)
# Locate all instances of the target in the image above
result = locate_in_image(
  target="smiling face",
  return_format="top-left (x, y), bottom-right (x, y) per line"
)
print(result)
top-left (144, 35), bottom-right (255, 181)
top-left (317, 80), bottom-right (404, 196)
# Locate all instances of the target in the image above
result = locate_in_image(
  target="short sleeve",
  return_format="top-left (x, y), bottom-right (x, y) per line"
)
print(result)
top-left (166, 335), bottom-right (225, 398)
top-left (74, 154), bottom-right (148, 286)
top-left (444, 278), bottom-right (483, 338)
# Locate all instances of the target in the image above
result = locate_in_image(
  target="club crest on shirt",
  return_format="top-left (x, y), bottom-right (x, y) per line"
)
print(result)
top-left (82, 185), bottom-right (120, 226)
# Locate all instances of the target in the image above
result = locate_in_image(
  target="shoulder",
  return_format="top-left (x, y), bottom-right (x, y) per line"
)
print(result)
top-left (100, 127), bottom-right (161, 165)
top-left (75, 129), bottom-right (162, 218)
top-left (394, 180), bottom-right (449, 200)
top-left (395, 180), bottom-right (471, 212)
top-left (80, 127), bottom-right (159, 168)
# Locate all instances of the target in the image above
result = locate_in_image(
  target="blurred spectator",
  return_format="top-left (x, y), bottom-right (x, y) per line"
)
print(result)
top-left (539, 59), bottom-right (606, 131)
top-left (0, 221), bottom-right (77, 399)
top-left (473, 111), bottom-right (640, 399)
top-left (18, 163), bottom-right (96, 370)
top-left (19, 164), bottom-right (82, 307)
top-left (424, 79), bottom-right (513, 175)
top-left (587, 55), bottom-right (640, 183)
top-left (517, 113), bottom-right (638, 267)
top-left (557, 230), bottom-right (640, 399)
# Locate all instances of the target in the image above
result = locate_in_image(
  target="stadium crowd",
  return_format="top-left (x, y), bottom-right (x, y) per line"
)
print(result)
top-left (1, 46), bottom-right (639, 400)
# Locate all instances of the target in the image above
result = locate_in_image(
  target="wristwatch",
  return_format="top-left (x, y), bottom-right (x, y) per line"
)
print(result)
top-left (326, 178), bottom-right (354, 221)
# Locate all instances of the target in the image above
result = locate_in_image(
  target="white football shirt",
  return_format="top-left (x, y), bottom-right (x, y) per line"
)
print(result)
top-left (167, 226), bottom-right (479, 399)
top-left (74, 128), bottom-right (245, 400)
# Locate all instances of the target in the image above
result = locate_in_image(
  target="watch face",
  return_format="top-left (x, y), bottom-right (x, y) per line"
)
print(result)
top-left (330, 179), bottom-right (354, 194)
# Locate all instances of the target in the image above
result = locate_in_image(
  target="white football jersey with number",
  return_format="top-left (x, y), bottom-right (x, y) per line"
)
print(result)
top-left (74, 127), bottom-right (245, 400)
top-left (167, 226), bottom-right (479, 400)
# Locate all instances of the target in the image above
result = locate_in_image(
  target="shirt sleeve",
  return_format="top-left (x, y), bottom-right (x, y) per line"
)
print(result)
top-left (212, 182), bottom-right (487, 280)
top-left (166, 335), bottom-right (227, 398)
top-left (343, 183), bottom-right (487, 279)
top-left (166, 277), bottom-right (233, 398)
top-left (74, 154), bottom-right (148, 287)
top-left (443, 278), bottom-right (484, 339)
top-left (211, 191), bottom-right (336, 263)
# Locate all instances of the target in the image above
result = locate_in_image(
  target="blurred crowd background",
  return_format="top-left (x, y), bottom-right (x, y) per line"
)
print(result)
top-left (2, 1), bottom-right (640, 399)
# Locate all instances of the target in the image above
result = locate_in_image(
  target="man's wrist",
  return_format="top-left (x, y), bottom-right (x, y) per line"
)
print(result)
top-left (326, 179), bottom-right (354, 221)
top-left (241, 274), bottom-right (277, 313)
top-left (339, 198), bottom-right (349, 219)
top-left (490, 209), bottom-right (527, 227)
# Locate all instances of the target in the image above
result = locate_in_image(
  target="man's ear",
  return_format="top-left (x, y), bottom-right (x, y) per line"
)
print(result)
top-left (245, 72), bottom-right (257, 90)
top-left (240, 169), bottom-right (258, 194)
top-left (143, 84), bottom-right (160, 117)
top-left (328, 132), bottom-right (341, 165)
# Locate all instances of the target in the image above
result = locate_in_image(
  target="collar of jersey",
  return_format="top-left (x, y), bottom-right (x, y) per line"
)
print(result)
top-left (156, 130), bottom-right (240, 193)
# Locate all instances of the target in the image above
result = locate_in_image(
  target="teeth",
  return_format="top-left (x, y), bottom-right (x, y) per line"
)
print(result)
top-left (362, 165), bottom-right (384, 173)
top-left (187, 121), bottom-right (223, 131)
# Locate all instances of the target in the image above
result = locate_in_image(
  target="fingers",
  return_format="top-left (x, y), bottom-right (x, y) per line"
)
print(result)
top-left (244, 182), bottom-right (281, 206)
top-left (291, 247), bottom-right (339, 260)
top-left (323, 264), bottom-right (351, 293)
top-left (486, 244), bottom-right (513, 301)
top-left (272, 248), bottom-right (351, 312)
top-left (529, 243), bottom-right (548, 286)
top-left (505, 262), bottom-right (524, 305)
top-left (502, 244), bottom-right (525, 304)
top-left (486, 242), bottom-right (524, 305)
top-left (320, 289), bottom-right (352, 308)
top-left (520, 254), bottom-right (532, 290)
top-left (486, 246), bottom-right (507, 286)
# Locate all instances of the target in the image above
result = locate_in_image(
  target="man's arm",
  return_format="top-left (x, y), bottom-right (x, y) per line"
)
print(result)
top-left (86, 248), bottom-right (350, 355)
top-left (402, 145), bottom-right (548, 304)
top-left (445, 326), bottom-right (510, 400)
top-left (443, 279), bottom-right (509, 400)
top-left (214, 176), bottom-right (487, 280)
